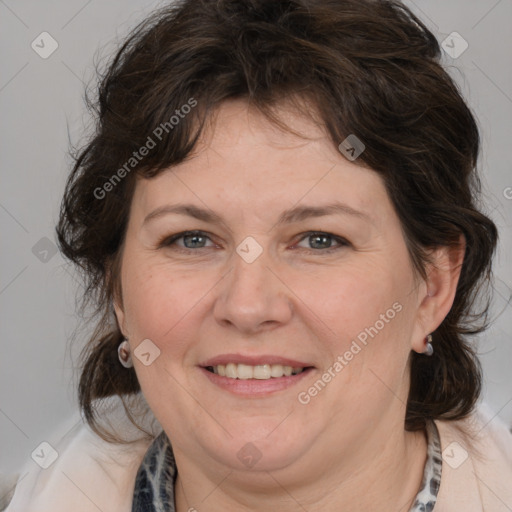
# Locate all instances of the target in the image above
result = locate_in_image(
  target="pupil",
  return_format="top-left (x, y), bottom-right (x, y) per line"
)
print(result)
top-left (185, 234), bottom-right (204, 248)
top-left (311, 234), bottom-right (330, 249)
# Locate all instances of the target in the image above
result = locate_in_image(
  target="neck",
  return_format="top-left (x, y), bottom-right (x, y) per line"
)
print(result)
top-left (173, 422), bottom-right (427, 512)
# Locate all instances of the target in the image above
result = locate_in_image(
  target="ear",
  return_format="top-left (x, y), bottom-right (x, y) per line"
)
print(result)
top-left (410, 235), bottom-right (465, 353)
top-left (113, 296), bottom-right (128, 339)
top-left (107, 259), bottom-right (129, 338)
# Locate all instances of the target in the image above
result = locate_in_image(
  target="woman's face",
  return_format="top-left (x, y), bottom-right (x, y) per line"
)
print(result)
top-left (114, 99), bottom-right (430, 477)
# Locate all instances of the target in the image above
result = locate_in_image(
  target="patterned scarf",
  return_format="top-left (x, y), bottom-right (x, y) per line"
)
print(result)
top-left (132, 421), bottom-right (442, 511)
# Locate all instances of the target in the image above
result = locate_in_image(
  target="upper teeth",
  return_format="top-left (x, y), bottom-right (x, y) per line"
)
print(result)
top-left (210, 364), bottom-right (305, 379)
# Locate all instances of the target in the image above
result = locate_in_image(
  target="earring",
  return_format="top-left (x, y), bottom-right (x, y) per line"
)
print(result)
top-left (423, 334), bottom-right (434, 356)
top-left (118, 339), bottom-right (134, 368)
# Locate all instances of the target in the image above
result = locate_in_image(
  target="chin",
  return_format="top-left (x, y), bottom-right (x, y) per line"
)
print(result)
top-left (204, 421), bottom-right (313, 472)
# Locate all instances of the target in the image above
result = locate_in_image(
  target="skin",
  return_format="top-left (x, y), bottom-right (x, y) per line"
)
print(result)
top-left (113, 98), bottom-right (464, 511)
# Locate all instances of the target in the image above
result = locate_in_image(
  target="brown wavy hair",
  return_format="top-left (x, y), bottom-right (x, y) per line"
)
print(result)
top-left (56, 0), bottom-right (498, 442)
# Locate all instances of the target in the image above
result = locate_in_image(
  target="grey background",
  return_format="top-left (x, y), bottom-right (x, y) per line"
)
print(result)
top-left (1, 0), bottom-right (511, 475)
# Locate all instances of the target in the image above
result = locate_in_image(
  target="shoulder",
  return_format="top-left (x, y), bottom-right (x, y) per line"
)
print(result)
top-left (4, 394), bottom-right (160, 512)
top-left (435, 402), bottom-right (512, 511)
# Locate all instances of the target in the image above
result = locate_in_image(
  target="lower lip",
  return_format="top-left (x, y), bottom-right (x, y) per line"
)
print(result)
top-left (199, 367), bottom-right (314, 396)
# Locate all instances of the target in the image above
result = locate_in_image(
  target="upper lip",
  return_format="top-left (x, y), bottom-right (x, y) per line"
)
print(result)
top-left (200, 354), bottom-right (314, 368)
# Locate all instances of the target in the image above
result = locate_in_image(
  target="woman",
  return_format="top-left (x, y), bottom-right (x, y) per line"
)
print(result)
top-left (5, 0), bottom-right (512, 510)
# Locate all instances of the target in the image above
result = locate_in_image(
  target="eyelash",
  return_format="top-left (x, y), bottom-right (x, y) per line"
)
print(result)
top-left (157, 230), bottom-right (350, 254)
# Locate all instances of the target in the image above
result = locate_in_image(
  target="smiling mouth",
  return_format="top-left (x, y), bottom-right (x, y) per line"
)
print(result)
top-left (204, 363), bottom-right (314, 380)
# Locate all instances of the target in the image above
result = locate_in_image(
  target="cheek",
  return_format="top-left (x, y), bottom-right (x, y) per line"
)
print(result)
top-left (298, 256), bottom-right (416, 407)
top-left (299, 259), bottom-right (409, 343)
top-left (120, 263), bottom-right (207, 409)
top-left (121, 258), bottom-right (203, 347)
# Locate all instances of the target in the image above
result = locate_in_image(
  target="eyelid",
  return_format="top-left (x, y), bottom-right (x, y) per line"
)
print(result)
top-left (156, 230), bottom-right (217, 249)
top-left (294, 231), bottom-right (350, 250)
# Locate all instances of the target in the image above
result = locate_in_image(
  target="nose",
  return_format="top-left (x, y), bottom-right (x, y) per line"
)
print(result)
top-left (213, 247), bottom-right (293, 335)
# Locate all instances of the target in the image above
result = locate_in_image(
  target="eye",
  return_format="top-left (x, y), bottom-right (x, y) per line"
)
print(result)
top-left (157, 230), bottom-right (350, 254)
top-left (157, 230), bottom-right (216, 250)
top-left (294, 231), bottom-right (350, 253)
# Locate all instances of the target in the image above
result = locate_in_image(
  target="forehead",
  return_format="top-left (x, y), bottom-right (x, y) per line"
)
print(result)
top-left (130, 99), bottom-right (393, 227)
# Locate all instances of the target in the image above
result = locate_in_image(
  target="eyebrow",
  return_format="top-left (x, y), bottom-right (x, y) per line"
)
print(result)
top-left (142, 202), bottom-right (372, 228)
